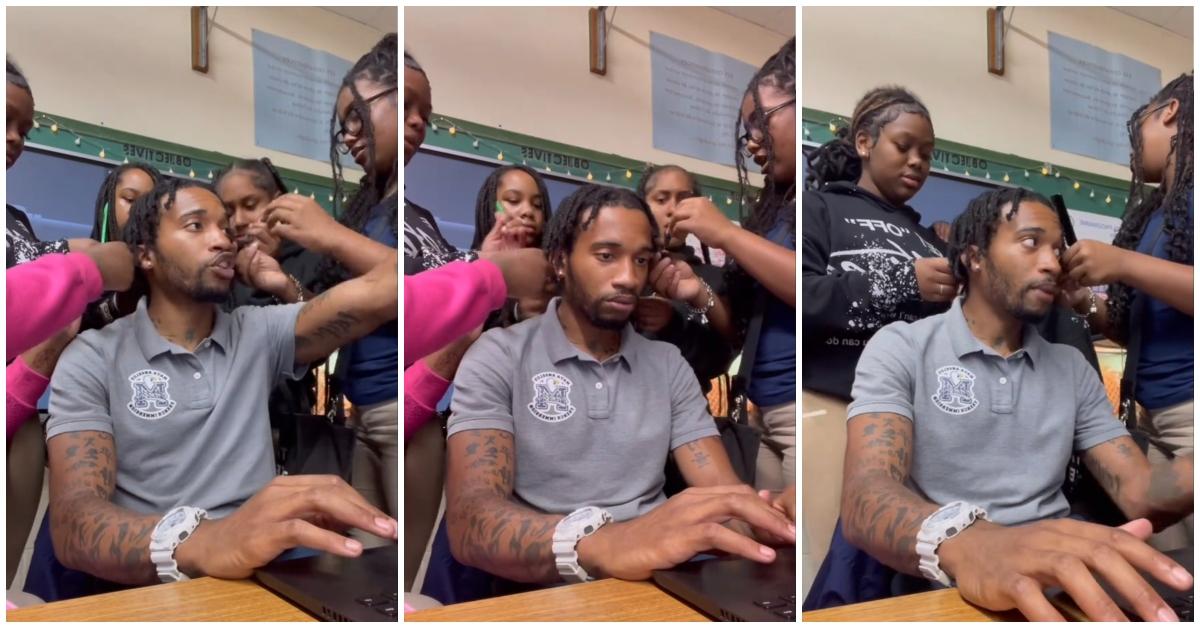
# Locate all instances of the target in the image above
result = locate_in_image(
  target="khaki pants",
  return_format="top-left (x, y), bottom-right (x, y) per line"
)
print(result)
top-left (1140, 399), bottom-right (1193, 552)
top-left (800, 390), bottom-right (849, 599)
top-left (752, 401), bottom-right (796, 492)
top-left (351, 399), bottom-right (398, 548)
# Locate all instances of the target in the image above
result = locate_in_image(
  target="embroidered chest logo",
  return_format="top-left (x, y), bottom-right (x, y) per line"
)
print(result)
top-left (528, 371), bottom-right (575, 423)
top-left (931, 365), bottom-right (979, 415)
top-left (127, 369), bottom-right (177, 420)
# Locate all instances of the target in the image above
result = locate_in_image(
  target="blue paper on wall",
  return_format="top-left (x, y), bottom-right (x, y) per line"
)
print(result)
top-left (253, 29), bottom-right (359, 169)
top-left (1048, 32), bottom-right (1161, 165)
top-left (650, 32), bottom-right (758, 166)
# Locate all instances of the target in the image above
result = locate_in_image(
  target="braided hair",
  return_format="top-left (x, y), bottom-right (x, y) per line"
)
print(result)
top-left (329, 33), bottom-right (398, 236)
top-left (543, 184), bottom-right (660, 266)
top-left (805, 86), bottom-right (931, 193)
top-left (6, 57), bottom-right (31, 94)
top-left (736, 37), bottom-right (795, 238)
top-left (469, 165), bottom-right (553, 250)
top-left (404, 50), bottom-right (426, 79)
top-left (638, 164), bottom-right (703, 200)
top-left (213, 157), bottom-right (288, 200)
top-left (89, 162), bottom-right (161, 242)
top-left (947, 186), bottom-right (1055, 296)
top-left (1105, 73), bottom-right (1194, 344)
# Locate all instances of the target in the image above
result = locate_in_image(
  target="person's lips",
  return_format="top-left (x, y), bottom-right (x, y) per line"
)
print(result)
top-left (209, 254), bottom-right (235, 281)
top-left (1029, 281), bottom-right (1059, 302)
top-left (900, 173), bottom-right (923, 189)
top-left (604, 294), bottom-right (637, 314)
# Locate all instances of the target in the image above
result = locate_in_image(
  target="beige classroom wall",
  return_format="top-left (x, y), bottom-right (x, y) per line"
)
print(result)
top-left (802, 6), bottom-right (1192, 180)
top-left (7, 6), bottom-right (395, 177)
top-left (404, 6), bottom-right (793, 183)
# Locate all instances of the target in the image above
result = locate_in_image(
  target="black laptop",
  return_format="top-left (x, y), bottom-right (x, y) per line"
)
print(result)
top-left (652, 547), bottom-right (797, 621)
top-left (255, 545), bottom-right (398, 622)
top-left (1048, 546), bottom-right (1192, 621)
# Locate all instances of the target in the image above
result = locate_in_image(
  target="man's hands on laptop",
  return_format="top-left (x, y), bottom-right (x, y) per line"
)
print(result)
top-left (575, 485), bottom-right (796, 581)
top-left (175, 475), bottom-right (398, 580)
top-left (938, 516), bottom-right (1192, 621)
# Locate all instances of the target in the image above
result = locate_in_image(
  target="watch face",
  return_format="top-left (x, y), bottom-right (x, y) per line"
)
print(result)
top-left (930, 503), bottom-right (962, 524)
top-left (163, 509), bottom-right (188, 528)
top-left (565, 508), bottom-right (597, 526)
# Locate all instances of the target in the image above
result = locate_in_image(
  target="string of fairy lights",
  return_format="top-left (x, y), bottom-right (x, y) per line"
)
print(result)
top-left (426, 114), bottom-right (748, 208)
top-left (29, 112), bottom-right (348, 205)
top-left (804, 118), bottom-right (1130, 207)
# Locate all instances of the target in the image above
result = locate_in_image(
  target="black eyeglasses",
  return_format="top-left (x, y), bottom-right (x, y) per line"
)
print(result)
top-left (738, 98), bottom-right (795, 156)
top-left (335, 87), bottom-right (398, 154)
top-left (1126, 100), bottom-right (1171, 141)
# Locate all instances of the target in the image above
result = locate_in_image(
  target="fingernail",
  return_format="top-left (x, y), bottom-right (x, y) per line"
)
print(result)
top-left (1172, 566), bottom-right (1192, 585)
top-left (788, 523), bottom-right (796, 536)
top-left (759, 545), bottom-right (775, 558)
top-left (375, 517), bottom-right (393, 532)
top-left (1157, 606), bottom-right (1178, 622)
top-left (345, 538), bottom-right (362, 551)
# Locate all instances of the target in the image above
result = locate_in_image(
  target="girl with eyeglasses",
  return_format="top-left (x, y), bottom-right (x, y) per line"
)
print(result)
top-left (662, 38), bottom-right (797, 493)
top-left (1061, 74), bottom-right (1194, 551)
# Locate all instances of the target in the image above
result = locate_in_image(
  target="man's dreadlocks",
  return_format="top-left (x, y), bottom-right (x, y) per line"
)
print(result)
top-left (542, 184), bottom-right (660, 266)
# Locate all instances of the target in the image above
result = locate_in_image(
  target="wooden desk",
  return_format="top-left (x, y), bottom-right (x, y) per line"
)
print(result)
top-left (406, 579), bottom-right (708, 622)
top-left (6, 577), bottom-right (315, 622)
top-left (802, 589), bottom-right (1024, 622)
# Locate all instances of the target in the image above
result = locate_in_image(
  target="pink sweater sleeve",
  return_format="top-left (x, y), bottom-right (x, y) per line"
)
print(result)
top-left (404, 360), bottom-right (452, 443)
top-left (6, 252), bottom-right (104, 362)
top-left (7, 357), bottom-right (49, 441)
top-left (404, 259), bottom-right (506, 367)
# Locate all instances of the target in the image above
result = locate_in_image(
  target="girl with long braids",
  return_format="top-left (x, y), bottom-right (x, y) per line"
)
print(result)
top-left (1062, 73), bottom-right (1194, 549)
top-left (260, 34), bottom-right (401, 526)
top-left (79, 162), bottom-right (159, 330)
top-left (663, 38), bottom-right (797, 492)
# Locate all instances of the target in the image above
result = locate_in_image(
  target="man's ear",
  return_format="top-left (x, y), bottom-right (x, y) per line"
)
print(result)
top-left (961, 245), bottom-right (983, 273)
top-left (136, 244), bottom-right (155, 272)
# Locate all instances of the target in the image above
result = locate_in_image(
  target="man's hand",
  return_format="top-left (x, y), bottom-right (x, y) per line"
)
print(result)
top-left (83, 241), bottom-right (135, 292)
top-left (477, 249), bottom-right (553, 301)
top-left (479, 212), bottom-right (537, 253)
top-left (1063, 240), bottom-right (1129, 287)
top-left (176, 475), bottom-right (397, 580)
top-left (264, 194), bottom-right (344, 255)
top-left (667, 197), bottom-right (737, 249)
top-left (576, 485), bottom-right (796, 581)
top-left (939, 517), bottom-right (1192, 621)
top-left (914, 257), bottom-right (957, 303)
top-left (235, 241), bottom-right (291, 299)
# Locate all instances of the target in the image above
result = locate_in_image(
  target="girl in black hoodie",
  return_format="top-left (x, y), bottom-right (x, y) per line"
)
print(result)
top-left (802, 86), bottom-right (954, 403)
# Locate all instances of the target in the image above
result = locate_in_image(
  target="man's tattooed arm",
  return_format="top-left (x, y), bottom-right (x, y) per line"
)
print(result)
top-left (293, 250), bottom-right (397, 365)
top-left (840, 412), bottom-right (940, 576)
top-left (444, 429), bottom-right (566, 583)
top-left (672, 436), bottom-right (742, 487)
top-left (47, 431), bottom-right (162, 585)
top-left (1083, 436), bottom-right (1193, 530)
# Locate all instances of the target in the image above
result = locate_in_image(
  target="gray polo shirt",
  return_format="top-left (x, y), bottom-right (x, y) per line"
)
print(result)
top-left (47, 297), bottom-right (306, 518)
top-left (848, 298), bottom-right (1127, 525)
top-left (448, 297), bottom-right (720, 522)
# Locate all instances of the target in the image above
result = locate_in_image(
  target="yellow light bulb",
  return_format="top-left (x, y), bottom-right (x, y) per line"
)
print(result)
top-left (1041, 167), bottom-right (1049, 176)
top-left (1105, 195), bottom-right (1112, 204)
top-left (99, 149), bottom-right (106, 159)
top-left (50, 123), bottom-right (59, 134)
top-left (1073, 181), bottom-right (1080, 190)
top-left (625, 169), bottom-right (633, 179)
top-left (1002, 173), bottom-right (1010, 183)
top-left (448, 126), bottom-right (457, 136)
top-left (587, 172), bottom-right (594, 181)
top-left (497, 151), bottom-right (504, 161)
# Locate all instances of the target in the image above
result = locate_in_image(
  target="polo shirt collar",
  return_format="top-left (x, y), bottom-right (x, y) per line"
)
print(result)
top-left (946, 297), bottom-right (1042, 366)
top-left (133, 296), bottom-right (232, 358)
top-left (541, 297), bottom-right (637, 368)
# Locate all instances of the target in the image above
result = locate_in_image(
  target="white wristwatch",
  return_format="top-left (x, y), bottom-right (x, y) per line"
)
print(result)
top-left (552, 506), bottom-right (613, 583)
top-left (149, 506), bottom-right (209, 583)
top-left (915, 501), bottom-right (988, 587)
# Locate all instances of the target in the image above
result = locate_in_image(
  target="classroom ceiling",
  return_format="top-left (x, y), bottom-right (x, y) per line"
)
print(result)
top-left (1110, 6), bottom-right (1192, 40)
top-left (319, 6), bottom-right (397, 33)
top-left (712, 6), bottom-right (795, 38)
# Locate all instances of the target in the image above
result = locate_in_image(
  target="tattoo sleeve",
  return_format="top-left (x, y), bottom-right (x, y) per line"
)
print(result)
top-left (444, 429), bottom-right (565, 583)
top-left (292, 254), bottom-right (396, 365)
top-left (672, 436), bottom-right (741, 488)
top-left (47, 431), bottom-right (162, 585)
top-left (1083, 436), bottom-right (1193, 530)
top-left (840, 412), bottom-right (940, 576)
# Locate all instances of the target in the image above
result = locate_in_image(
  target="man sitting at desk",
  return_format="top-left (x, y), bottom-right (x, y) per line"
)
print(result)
top-left (444, 185), bottom-right (795, 586)
top-left (837, 187), bottom-right (1193, 621)
top-left (38, 179), bottom-right (398, 598)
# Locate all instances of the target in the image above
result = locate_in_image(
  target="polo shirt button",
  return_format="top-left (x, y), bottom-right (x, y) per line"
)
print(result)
top-left (999, 377), bottom-right (1007, 384)
top-left (595, 382), bottom-right (603, 390)
top-left (193, 372), bottom-right (202, 380)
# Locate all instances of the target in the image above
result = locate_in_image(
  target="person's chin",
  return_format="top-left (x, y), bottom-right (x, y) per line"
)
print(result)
top-left (590, 313), bottom-right (630, 330)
